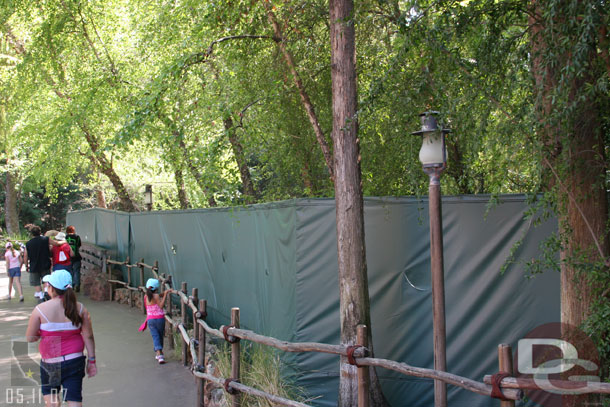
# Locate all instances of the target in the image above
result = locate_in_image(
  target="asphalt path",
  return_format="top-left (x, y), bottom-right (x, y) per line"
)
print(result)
top-left (0, 259), bottom-right (195, 406)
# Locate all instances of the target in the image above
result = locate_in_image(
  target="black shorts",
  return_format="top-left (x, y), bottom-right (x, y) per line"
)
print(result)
top-left (40, 356), bottom-right (86, 402)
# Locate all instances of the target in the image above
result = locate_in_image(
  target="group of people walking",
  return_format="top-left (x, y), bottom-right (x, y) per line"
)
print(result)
top-left (5, 225), bottom-right (82, 301)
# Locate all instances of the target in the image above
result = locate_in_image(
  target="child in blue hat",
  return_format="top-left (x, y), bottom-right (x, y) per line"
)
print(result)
top-left (139, 278), bottom-right (173, 364)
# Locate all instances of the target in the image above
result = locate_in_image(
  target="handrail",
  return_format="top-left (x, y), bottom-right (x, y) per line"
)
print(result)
top-left (220, 325), bottom-right (368, 358)
top-left (103, 256), bottom-right (610, 406)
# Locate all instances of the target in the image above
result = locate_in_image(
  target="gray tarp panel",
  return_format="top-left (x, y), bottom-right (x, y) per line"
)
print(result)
top-left (67, 195), bottom-right (558, 406)
top-left (292, 197), bottom-right (558, 406)
top-left (127, 205), bottom-right (298, 342)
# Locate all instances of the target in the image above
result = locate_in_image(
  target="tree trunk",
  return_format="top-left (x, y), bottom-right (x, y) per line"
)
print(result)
top-left (78, 123), bottom-right (135, 212)
top-left (330, 1), bottom-right (387, 405)
top-left (174, 166), bottom-right (189, 209)
top-left (95, 187), bottom-right (107, 208)
top-left (530, 1), bottom-right (609, 403)
top-left (264, 3), bottom-right (335, 182)
top-left (530, 0), bottom-right (609, 325)
top-left (224, 116), bottom-right (257, 203)
top-left (176, 135), bottom-right (217, 207)
top-left (4, 168), bottom-right (20, 235)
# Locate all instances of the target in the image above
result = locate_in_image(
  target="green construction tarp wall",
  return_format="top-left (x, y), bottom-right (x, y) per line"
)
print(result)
top-left (67, 195), bottom-right (559, 406)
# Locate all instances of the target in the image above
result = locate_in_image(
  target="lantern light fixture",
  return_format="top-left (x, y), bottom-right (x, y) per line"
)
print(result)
top-left (411, 111), bottom-right (451, 168)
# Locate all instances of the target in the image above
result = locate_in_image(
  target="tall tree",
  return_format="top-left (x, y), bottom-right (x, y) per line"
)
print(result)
top-left (2, 9), bottom-right (137, 211)
top-left (529, 0), bottom-right (610, 388)
top-left (0, 34), bottom-right (21, 234)
top-left (330, 0), bottom-right (386, 405)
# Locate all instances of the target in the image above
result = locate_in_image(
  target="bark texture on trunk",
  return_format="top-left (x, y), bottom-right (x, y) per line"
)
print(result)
top-left (4, 169), bottom-right (20, 235)
top-left (330, 1), bottom-right (387, 405)
top-left (224, 116), bottom-right (257, 203)
top-left (530, 1), bottom-right (609, 403)
top-left (177, 135), bottom-right (217, 207)
top-left (530, 0), bottom-right (609, 328)
top-left (174, 167), bottom-right (190, 209)
top-left (95, 187), bottom-right (107, 208)
top-left (264, 3), bottom-right (335, 182)
top-left (80, 123), bottom-right (135, 212)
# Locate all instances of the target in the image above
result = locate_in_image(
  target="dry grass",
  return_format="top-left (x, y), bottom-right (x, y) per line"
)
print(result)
top-left (215, 341), bottom-right (307, 406)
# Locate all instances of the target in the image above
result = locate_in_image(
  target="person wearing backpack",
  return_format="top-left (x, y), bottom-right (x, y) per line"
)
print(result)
top-left (51, 232), bottom-right (74, 273)
top-left (66, 226), bottom-right (82, 293)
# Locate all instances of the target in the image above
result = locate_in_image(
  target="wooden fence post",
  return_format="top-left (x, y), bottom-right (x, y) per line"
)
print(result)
top-left (106, 256), bottom-right (113, 301)
top-left (165, 274), bottom-right (174, 351)
top-left (181, 282), bottom-right (188, 366)
top-left (357, 325), bottom-right (370, 407)
top-left (126, 257), bottom-right (133, 307)
top-left (498, 344), bottom-right (515, 407)
top-left (198, 299), bottom-right (207, 407)
top-left (103, 251), bottom-right (108, 278)
top-left (191, 287), bottom-right (198, 328)
top-left (230, 307), bottom-right (241, 407)
top-left (140, 259), bottom-right (146, 314)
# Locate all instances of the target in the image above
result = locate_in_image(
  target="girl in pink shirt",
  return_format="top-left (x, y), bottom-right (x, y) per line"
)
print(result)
top-left (139, 278), bottom-right (173, 364)
top-left (4, 242), bottom-right (23, 301)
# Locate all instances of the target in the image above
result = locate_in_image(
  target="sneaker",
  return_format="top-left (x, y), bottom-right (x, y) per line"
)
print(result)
top-left (19, 296), bottom-right (24, 302)
top-left (157, 355), bottom-right (165, 364)
top-left (34, 292), bottom-right (42, 299)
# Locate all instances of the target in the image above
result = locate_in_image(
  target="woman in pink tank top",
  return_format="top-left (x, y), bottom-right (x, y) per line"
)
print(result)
top-left (26, 269), bottom-right (97, 406)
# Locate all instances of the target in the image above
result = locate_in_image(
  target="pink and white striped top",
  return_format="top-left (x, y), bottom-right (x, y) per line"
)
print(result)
top-left (37, 304), bottom-right (85, 359)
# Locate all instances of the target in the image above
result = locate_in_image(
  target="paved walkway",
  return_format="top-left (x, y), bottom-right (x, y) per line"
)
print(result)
top-left (0, 260), bottom-right (196, 406)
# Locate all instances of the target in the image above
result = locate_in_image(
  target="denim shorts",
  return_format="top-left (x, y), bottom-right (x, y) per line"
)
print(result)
top-left (8, 267), bottom-right (21, 277)
top-left (148, 318), bottom-right (165, 351)
top-left (53, 264), bottom-right (73, 273)
top-left (40, 356), bottom-right (86, 402)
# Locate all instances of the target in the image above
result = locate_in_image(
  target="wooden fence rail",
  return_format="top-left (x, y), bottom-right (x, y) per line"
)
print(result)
top-left (80, 243), bottom-right (108, 275)
top-left (102, 256), bottom-right (610, 406)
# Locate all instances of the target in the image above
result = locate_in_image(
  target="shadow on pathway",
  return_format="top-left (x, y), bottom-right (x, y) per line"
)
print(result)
top-left (0, 260), bottom-right (196, 406)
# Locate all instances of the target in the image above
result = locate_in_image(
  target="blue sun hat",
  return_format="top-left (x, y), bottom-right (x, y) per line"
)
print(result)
top-left (44, 269), bottom-right (73, 290)
top-left (146, 278), bottom-right (160, 290)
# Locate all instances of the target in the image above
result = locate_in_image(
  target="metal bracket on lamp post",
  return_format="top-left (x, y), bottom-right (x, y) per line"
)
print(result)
top-left (423, 164), bottom-right (446, 186)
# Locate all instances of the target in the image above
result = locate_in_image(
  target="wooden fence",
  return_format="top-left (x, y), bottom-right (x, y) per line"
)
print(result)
top-left (79, 243), bottom-right (108, 275)
top-left (100, 255), bottom-right (610, 407)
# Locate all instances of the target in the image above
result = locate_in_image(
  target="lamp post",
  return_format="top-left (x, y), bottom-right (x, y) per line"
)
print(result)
top-left (412, 111), bottom-right (450, 407)
top-left (144, 184), bottom-right (153, 212)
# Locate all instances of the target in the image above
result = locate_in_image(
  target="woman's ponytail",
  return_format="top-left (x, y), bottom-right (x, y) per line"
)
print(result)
top-left (58, 287), bottom-right (83, 326)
